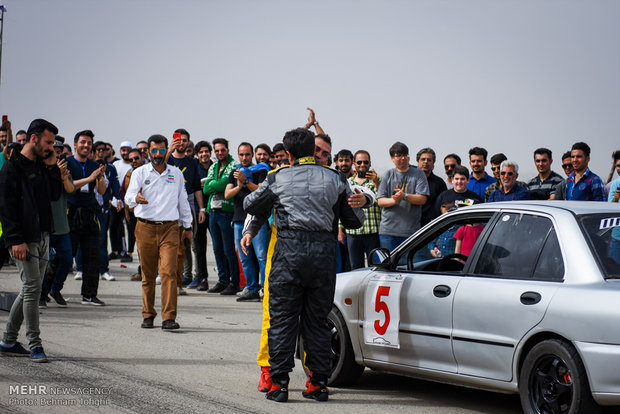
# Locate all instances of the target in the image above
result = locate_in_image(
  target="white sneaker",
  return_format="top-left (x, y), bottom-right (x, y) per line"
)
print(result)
top-left (74, 271), bottom-right (82, 280)
top-left (259, 288), bottom-right (264, 299)
top-left (236, 287), bottom-right (250, 297)
top-left (156, 275), bottom-right (161, 285)
top-left (101, 272), bottom-right (116, 281)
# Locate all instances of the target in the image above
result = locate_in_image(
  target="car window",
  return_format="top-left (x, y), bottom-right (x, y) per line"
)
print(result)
top-left (474, 213), bottom-right (554, 279)
top-left (531, 227), bottom-right (564, 281)
top-left (579, 214), bottom-right (620, 278)
top-left (398, 213), bottom-right (492, 273)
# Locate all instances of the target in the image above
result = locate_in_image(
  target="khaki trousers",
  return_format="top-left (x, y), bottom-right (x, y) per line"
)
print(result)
top-left (135, 221), bottom-right (179, 321)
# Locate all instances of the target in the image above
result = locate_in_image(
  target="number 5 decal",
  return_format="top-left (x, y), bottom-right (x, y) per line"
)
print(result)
top-left (374, 286), bottom-right (391, 335)
top-left (364, 274), bottom-right (403, 348)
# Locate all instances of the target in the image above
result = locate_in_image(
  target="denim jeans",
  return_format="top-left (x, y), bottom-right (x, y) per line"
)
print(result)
top-left (380, 235), bottom-right (408, 266)
top-left (379, 235), bottom-right (408, 252)
top-left (209, 210), bottom-right (239, 286)
top-left (4, 234), bottom-right (49, 350)
top-left (234, 222), bottom-right (259, 293)
top-left (252, 224), bottom-right (269, 287)
top-left (41, 233), bottom-right (72, 297)
top-left (347, 233), bottom-right (380, 269)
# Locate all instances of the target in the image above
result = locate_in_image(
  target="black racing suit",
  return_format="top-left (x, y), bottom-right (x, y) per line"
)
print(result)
top-left (243, 157), bottom-right (364, 382)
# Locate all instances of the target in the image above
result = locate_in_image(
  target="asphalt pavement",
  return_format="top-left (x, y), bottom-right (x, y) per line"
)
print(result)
top-left (0, 243), bottom-right (603, 413)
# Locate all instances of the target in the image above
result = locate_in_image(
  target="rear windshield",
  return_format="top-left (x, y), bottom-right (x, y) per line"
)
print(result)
top-left (579, 214), bottom-right (620, 278)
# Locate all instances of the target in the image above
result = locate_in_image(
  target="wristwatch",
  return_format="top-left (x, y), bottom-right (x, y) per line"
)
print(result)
top-left (199, 208), bottom-right (206, 213)
top-left (404, 193), bottom-right (409, 202)
top-left (184, 227), bottom-right (192, 231)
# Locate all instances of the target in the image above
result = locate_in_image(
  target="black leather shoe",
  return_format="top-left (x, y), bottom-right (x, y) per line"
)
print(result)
top-left (141, 317), bottom-right (154, 329)
top-left (162, 319), bottom-right (180, 330)
top-left (220, 284), bottom-right (240, 295)
top-left (197, 278), bottom-right (209, 291)
top-left (207, 282), bottom-right (228, 293)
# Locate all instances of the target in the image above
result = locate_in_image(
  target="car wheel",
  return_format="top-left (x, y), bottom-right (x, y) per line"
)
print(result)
top-left (300, 307), bottom-right (364, 386)
top-left (519, 339), bottom-right (600, 414)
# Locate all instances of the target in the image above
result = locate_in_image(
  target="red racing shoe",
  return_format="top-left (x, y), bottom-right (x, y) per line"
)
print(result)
top-left (302, 381), bottom-right (328, 402)
top-left (258, 366), bottom-right (272, 393)
top-left (266, 381), bottom-right (288, 403)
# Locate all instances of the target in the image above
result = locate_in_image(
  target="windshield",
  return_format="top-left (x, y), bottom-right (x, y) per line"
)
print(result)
top-left (579, 214), bottom-right (620, 279)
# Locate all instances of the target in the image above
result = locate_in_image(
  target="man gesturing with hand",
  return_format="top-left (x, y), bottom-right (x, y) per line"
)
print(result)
top-left (125, 134), bottom-right (192, 330)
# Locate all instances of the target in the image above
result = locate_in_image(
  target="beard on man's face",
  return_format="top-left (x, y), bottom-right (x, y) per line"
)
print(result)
top-left (151, 155), bottom-right (165, 165)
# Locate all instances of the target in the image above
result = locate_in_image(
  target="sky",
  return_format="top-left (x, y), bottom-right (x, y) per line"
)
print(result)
top-left (0, 0), bottom-right (618, 181)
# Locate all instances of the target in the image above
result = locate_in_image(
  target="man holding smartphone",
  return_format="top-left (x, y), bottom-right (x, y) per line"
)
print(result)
top-left (346, 150), bottom-right (381, 269)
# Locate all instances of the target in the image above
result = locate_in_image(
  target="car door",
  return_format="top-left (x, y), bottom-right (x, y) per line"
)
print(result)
top-left (452, 211), bottom-right (564, 381)
top-left (358, 212), bottom-right (492, 373)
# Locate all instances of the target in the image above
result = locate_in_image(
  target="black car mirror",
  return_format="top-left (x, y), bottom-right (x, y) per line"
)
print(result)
top-left (369, 247), bottom-right (391, 267)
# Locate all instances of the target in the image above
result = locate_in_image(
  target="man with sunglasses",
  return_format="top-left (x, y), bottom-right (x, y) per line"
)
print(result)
top-left (484, 153), bottom-right (527, 202)
top-left (119, 148), bottom-right (145, 280)
top-left (443, 153), bottom-right (461, 189)
top-left (346, 150), bottom-right (381, 269)
top-left (527, 148), bottom-right (565, 200)
top-left (125, 134), bottom-right (192, 330)
top-left (487, 161), bottom-right (531, 202)
top-left (551, 152), bottom-right (574, 200)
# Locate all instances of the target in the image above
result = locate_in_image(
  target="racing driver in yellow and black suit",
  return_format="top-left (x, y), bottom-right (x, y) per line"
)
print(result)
top-left (241, 128), bottom-right (364, 403)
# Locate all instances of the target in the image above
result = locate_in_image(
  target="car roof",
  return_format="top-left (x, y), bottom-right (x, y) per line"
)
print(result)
top-left (461, 200), bottom-right (620, 216)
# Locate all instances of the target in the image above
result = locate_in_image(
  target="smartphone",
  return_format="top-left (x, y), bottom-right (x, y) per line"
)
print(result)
top-left (173, 132), bottom-right (181, 141)
top-left (358, 170), bottom-right (367, 178)
top-left (59, 154), bottom-right (67, 161)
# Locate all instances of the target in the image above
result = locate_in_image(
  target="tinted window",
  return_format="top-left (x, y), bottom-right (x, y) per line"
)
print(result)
top-left (475, 213), bottom-right (552, 279)
top-left (532, 228), bottom-right (564, 281)
top-left (579, 214), bottom-right (620, 278)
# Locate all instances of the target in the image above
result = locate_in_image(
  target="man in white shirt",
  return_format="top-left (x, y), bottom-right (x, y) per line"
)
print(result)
top-left (125, 135), bottom-right (192, 330)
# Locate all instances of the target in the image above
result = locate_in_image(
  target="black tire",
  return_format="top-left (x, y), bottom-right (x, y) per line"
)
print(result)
top-left (299, 307), bottom-right (365, 386)
top-left (519, 339), bottom-right (600, 414)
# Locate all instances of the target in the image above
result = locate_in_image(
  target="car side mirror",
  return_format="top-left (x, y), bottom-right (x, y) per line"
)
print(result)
top-left (369, 247), bottom-right (391, 267)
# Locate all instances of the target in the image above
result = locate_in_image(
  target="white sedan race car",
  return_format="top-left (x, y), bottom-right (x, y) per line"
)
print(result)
top-left (310, 201), bottom-right (620, 414)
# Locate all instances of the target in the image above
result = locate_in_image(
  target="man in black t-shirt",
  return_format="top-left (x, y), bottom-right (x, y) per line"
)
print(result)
top-left (167, 128), bottom-right (206, 294)
top-left (433, 165), bottom-right (482, 219)
top-left (224, 142), bottom-right (268, 302)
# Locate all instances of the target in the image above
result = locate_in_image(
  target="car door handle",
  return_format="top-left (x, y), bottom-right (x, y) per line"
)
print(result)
top-left (433, 285), bottom-right (451, 298)
top-left (520, 291), bottom-right (542, 305)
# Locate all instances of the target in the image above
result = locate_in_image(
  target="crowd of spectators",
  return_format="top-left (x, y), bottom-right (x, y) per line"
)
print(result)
top-left (0, 113), bottom-right (618, 360)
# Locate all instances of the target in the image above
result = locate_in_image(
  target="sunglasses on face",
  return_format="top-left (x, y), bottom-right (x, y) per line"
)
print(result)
top-left (491, 166), bottom-right (501, 171)
top-left (444, 164), bottom-right (456, 170)
top-left (96, 147), bottom-right (106, 152)
top-left (356, 160), bottom-right (369, 165)
top-left (129, 156), bottom-right (141, 162)
top-left (150, 148), bottom-right (167, 155)
top-left (562, 164), bottom-right (572, 169)
top-left (500, 171), bottom-right (514, 176)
